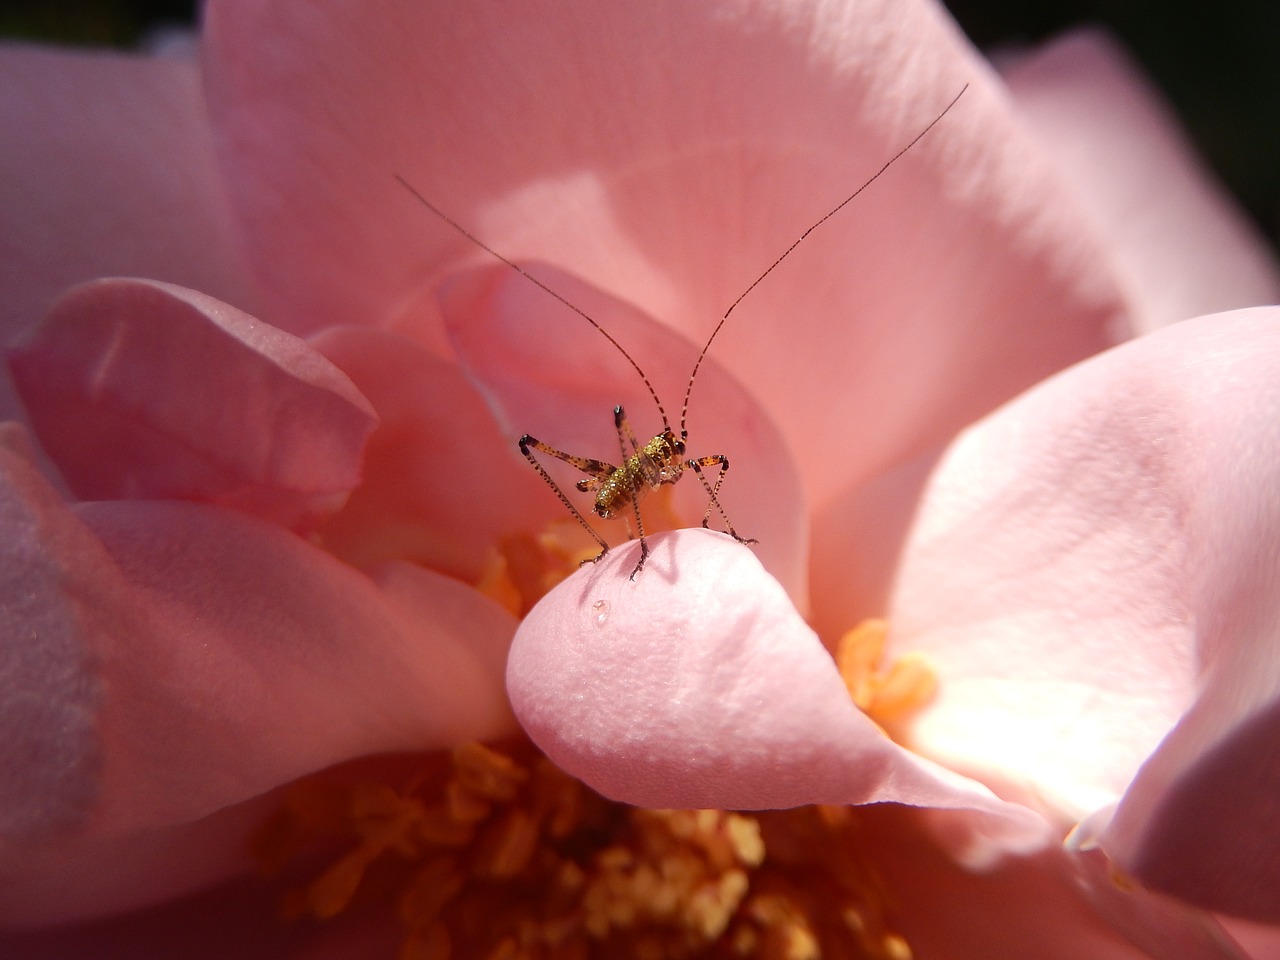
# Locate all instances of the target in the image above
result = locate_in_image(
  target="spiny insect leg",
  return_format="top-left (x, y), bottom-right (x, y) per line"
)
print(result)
top-left (614, 406), bottom-right (649, 580)
top-left (519, 434), bottom-right (610, 560)
top-left (688, 454), bottom-right (757, 545)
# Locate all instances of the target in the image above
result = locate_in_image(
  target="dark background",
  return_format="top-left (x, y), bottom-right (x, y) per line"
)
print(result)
top-left (4, 0), bottom-right (1277, 248)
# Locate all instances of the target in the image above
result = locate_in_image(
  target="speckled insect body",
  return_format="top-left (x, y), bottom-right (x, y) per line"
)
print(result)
top-left (518, 405), bottom-right (750, 578)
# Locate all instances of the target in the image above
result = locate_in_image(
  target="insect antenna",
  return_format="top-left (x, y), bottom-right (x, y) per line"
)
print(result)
top-left (393, 175), bottom-right (673, 432)
top-left (677, 83), bottom-right (969, 441)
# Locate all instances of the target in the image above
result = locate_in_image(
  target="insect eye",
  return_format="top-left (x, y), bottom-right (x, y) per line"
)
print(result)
top-left (672, 438), bottom-right (686, 455)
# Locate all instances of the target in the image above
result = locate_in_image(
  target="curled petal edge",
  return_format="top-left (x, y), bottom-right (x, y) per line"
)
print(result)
top-left (507, 528), bottom-right (1049, 854)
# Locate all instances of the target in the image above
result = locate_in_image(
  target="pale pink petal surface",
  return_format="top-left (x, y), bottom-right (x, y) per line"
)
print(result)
top-left (2, 0), bottom-right (1277, 951)
top-left (890, 308), bottom-right (1280, 920)
top-left (196, 0), bottom-right (1154, 649)
top-left (509, 528), bottom-right (1041, 831)
top-left (506, 531), bottom-right (1245, 952)
top-left (1001, 30), bottom-right (1280, 334)
top-left (201, 0), bottom-right (1123, 506)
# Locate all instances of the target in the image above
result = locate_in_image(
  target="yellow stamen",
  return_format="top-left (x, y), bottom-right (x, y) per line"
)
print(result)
top-left (475, 486), bottom-right (691, 617)
top-left (836, 619), bottom-right (938, 727)
top-left (474, 531), bottom-right (580, 618)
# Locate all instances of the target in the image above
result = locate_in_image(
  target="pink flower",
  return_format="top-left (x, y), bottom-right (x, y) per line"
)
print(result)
top-left (2, 0), bottom-right (1279, 957)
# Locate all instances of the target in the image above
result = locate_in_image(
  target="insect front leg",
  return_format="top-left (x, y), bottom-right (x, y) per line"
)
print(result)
top-left (688, 454), bottom-right (757, 545)
top-left (519, 434), bottom-right (612, 561)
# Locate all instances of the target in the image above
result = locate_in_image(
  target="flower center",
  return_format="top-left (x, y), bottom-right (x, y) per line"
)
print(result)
top-left (256, 517), bottom-right (938, 958)
top-left (255, 740), bottom-right (916, 960)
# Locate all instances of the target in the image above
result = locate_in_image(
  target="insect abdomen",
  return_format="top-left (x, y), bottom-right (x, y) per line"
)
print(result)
top-left (593, 465), bottom-right (644, 519)
top-left (594, 435), bottom-right (683, 519)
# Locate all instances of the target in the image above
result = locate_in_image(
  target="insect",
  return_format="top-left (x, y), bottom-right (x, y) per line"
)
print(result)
top-left (396, 84), bottom-right (967, 579)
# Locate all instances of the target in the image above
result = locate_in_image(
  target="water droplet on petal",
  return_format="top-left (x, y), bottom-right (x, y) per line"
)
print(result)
top-left (592, 599), bottom-right (609, 626)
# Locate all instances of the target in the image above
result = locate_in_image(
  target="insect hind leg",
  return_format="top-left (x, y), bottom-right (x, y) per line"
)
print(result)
top-left (519, 434), bottom-right (611, 561)
top-left (688, 454), bottom-right (757, 545)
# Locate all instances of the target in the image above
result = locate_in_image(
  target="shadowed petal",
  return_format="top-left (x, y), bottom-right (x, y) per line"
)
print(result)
top-left (1116, 700), bottom-right (1280, 921)
top-left (309, 324), bottom-right (555, 579)
top-left (867, 808), bottom-right (1245, 960)
top-left (9, 279), bottom-right (378, 531)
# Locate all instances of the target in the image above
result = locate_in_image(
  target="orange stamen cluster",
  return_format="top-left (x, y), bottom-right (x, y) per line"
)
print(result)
top-left (835, 620), bottom-right (938, 731)
top-left (255, 740), bottom-right (917, 960)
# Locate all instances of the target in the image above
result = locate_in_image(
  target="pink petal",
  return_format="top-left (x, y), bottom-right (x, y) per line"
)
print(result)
top-left (508, 527), bottom-right (1043, 840)
top-left (890, 307), bottom-right (1280, 919)
top-left (1067, 844), bottom-right (1250, 959)
top-left (9, 278), bottom-right (378, 531)
top-left (859, 807), bottom-right (1245, 960)
top-left (1002, 30), bottom-right (1280, 333)
top-left (1222, 919), bottom-right (1280, 960)
top-left (807, 33), bottom-right (1258, 638)
top-left (809, 447), bottom-right (942, 640)
top-left (0, 44), bottom-right (257, 420)
top-left (1104, 670), bottom-right (1280, 920)
top-left (0, 427), bottom-right (515, 923)
top-left (200, 0), bottom-right (1123, 513)
top-left (308, 325), bottom-right (555, 578)
top-left (442, 265), bottom-right (810, 604)
top-left (76, 506), bottom-right (518, 823)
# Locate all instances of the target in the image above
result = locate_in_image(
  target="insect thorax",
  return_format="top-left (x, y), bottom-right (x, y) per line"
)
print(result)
top-left (593, 430), bottom-right (686, 519)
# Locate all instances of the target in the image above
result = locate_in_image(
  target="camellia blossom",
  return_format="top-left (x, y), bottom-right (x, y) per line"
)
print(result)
top-left (2, 0), bottom-right (1280, 957)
